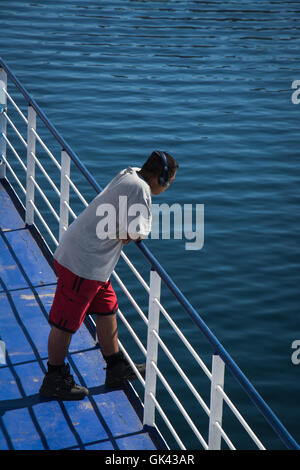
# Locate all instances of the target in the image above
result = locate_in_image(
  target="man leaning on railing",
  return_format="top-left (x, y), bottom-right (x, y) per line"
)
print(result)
top-left (39, 150), bottom-right (178, 400)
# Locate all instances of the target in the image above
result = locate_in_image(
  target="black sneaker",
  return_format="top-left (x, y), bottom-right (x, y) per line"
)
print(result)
top-left (39, 363), bottom-right (89, 400)
top-left (105, 355), bottom-right (146, 389)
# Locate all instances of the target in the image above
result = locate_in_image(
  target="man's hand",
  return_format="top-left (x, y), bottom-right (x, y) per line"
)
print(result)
top-left (118, 235), bottom-right (142, 244)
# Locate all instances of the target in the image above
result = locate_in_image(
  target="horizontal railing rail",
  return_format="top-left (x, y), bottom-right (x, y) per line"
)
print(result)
top-left (0, 56), bottom-right (299, 450)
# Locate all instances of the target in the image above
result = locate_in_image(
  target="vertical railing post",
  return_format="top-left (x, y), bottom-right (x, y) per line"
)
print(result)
top-left (25, 105), bottom-right (36, 225)
top-left (59, 149), bottom-right (70, 241)
top-left (208, 354), bottom-right (225, 450)
top-left (143, 267), bottom-right (161, 428)
top-left (0, 67), bottom-right (7, 178)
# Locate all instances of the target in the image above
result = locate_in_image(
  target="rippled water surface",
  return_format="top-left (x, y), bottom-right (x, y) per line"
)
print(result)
top-left (1, 0), bottom-right (300, 449)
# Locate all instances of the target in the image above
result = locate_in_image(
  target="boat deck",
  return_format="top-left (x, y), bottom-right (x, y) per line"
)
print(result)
top-left (0, 180), bottom-right (160, 451)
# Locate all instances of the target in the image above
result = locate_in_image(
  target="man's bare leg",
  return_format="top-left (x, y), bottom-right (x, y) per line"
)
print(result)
top-left (47, 315), bottom-right (119, 365)
top-left (48, 326), bottom-right (72, 365)
top-left (96, 314), bottom-right (119, 356)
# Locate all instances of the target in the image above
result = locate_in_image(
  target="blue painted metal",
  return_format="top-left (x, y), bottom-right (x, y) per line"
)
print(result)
top-left (0, 181), bottom-right (160, 450)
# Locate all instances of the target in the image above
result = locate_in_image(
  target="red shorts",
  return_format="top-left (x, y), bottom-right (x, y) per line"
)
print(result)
top-left (49, 260), bottom-right (118, 333)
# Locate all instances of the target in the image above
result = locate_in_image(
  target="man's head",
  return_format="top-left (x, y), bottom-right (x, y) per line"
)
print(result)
top-left (140, 150), bottom-right (178, 195)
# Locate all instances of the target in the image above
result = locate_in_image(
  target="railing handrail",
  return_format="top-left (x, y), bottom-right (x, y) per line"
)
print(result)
top-left (136, 242), bottom-right (299, 450)
top-left (0, 57), bottom-right (101, 194)
top-left (1, 56), bottom-right (299, 450)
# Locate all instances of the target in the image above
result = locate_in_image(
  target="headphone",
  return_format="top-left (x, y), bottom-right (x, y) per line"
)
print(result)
top-left (155, 150), bottom-right (169, 187)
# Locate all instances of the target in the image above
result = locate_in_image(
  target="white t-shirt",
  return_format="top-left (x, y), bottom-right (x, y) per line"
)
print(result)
top-left (54, 167), bottom-right (152, 281)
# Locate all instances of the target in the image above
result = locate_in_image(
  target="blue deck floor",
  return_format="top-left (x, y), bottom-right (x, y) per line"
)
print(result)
top-left (0, 180), bottom-right (159, 451)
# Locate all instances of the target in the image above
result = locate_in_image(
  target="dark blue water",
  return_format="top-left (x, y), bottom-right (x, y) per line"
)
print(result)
top-left (1, 0), bottom-right (300, 450)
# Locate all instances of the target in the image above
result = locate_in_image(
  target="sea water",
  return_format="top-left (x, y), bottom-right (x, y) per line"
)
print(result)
top-left (1, 0), bottom-right (300, 450)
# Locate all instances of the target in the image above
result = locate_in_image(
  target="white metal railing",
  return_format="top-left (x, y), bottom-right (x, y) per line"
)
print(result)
top-left (0, 59), bottom-right (299, 451)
